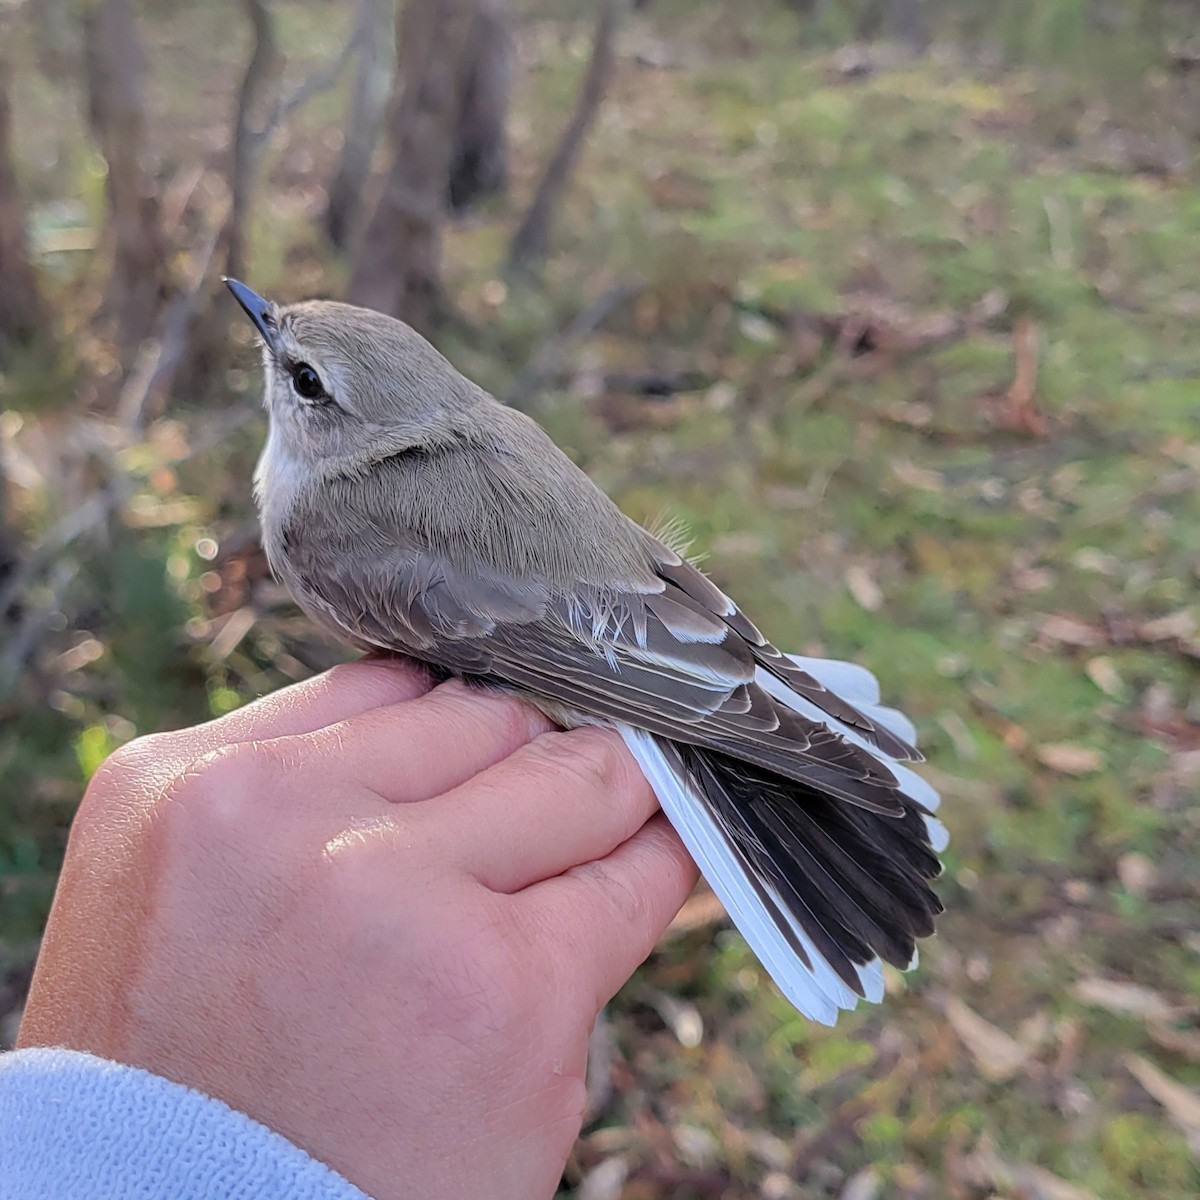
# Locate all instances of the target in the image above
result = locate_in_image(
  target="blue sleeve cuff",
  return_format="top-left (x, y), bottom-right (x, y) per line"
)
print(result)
top-left (0, 1047), bottom-right (372, 1200)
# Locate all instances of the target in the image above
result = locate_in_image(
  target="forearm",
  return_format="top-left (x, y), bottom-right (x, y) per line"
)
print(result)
top-left (0, 1047), bottom-right (369, 1200)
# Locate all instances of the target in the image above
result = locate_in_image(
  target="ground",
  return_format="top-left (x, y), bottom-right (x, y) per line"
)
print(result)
top-left (2, 1), bottom-right (1199, 1197)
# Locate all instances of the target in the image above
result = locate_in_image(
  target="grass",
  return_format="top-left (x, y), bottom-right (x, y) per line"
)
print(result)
top-left (3, 0), bottom-right (1200, 1194)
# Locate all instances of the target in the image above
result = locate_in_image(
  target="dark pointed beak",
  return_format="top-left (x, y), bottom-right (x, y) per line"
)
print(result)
top-left (223, 277), bottom-right (279, 352)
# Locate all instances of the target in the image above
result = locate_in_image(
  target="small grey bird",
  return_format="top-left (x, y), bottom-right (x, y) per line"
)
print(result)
top-left (226, 278), bottom-right (947, 1025)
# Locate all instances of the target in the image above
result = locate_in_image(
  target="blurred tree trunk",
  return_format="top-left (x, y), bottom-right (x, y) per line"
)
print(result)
top-left (324, 0), bottom-right (396, 250)
top-left (114, 0), bottom-right (279, 427)
top-left (84, 0), bottom-right (167, 365)
top-left (225, 0), bottom-right (282, 283)
top-left (507, 0), bottom-right (619, 277)
top-left (859, 0), bottom-right (929, 51)
top-left (28, 0), bottom-right (79, 80)
top-left (116, 0), bottom-right (354, 426)
top-left (884, 0), bottom-right (929, 53)
top-left (448, 0), bottom-right (509, 212)
top-left (0, 457), bottom-right (16, 625)
top-left (348, 0), bottom-right (476, 330)
top-left (0, 55), bottom-right (43, 356)
top-left (0, 445), bottom-right (16, 602)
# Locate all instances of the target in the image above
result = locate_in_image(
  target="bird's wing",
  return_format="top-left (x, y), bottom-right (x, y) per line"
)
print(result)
top-left (640, 535), bottom-right (920, 763)
top-left (284, 516), bottom-right (911, 815)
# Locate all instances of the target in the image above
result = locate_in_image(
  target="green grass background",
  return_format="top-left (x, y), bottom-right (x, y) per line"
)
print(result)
top-left (2, 1), bottom-right (1199, 1195)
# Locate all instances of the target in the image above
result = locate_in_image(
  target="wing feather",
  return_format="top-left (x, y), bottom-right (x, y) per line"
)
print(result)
top-left (643, 537), bottom-right (919, 761)
top-left (281, 478), bottom-right (910, 814)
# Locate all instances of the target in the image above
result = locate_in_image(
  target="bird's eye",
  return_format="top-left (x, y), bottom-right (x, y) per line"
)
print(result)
top-left (291, 362), bottom-right (326, 401)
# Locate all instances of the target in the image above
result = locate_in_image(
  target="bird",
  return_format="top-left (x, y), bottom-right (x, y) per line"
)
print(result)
top-left (225, 277), bottom-right (948, 1025)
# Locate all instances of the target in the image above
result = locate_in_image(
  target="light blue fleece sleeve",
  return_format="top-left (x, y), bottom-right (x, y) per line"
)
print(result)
top-left (0, 1047), bottom-right (372, 1200)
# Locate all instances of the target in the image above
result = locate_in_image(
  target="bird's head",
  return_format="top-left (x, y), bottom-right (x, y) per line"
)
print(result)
top-left (225, 278), bottom-right (481, 479)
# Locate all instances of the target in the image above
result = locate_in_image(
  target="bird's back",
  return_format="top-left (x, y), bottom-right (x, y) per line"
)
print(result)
top-left (273, 400), bottom-right (656, 590)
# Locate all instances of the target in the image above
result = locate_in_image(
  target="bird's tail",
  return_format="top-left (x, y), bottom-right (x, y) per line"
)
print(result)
top-left (619, 656), bottom-right (948, 1025)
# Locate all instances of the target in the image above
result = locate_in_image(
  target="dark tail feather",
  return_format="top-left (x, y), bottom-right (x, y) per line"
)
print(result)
top-left (677, 743), bottom-right (945, 997)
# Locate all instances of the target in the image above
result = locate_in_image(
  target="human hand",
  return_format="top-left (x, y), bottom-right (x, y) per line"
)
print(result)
top-left (18, 659), bottom-right (698, 1200)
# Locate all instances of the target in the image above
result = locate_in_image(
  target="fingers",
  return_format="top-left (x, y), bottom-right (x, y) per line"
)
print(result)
top-left (518, 814), bottom-right (699, 1010)
top-left (86, 658), bottom-right (436, 803)
top-left (293, 680), bottom-right (557, 804)
top-left (429, 727), bottom-right (660, 892)
top-left (196, 657), bottom-right (436, 747)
